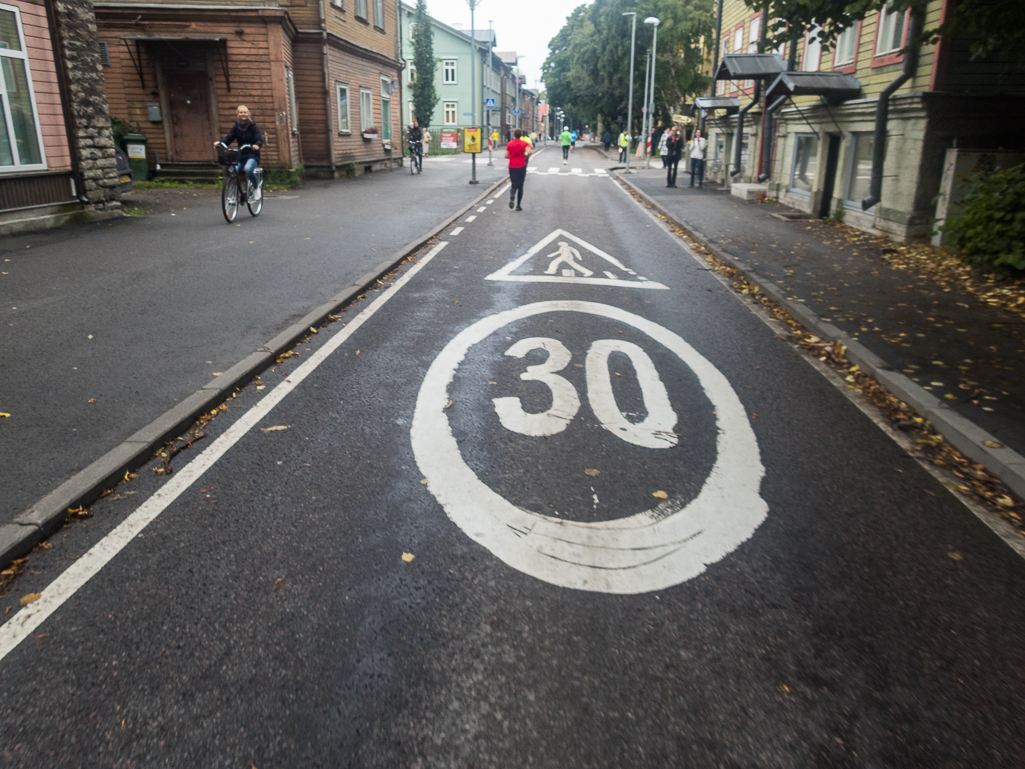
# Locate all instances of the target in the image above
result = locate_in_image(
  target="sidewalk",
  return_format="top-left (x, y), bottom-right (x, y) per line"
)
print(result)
top-left (0, 160), bottom-right (505, 538)
top-left (617, 167), bottom-right (1025, 496)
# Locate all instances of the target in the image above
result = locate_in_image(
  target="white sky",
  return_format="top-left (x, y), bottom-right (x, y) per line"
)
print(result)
top-left (423, 0), bottom-right (590, 91)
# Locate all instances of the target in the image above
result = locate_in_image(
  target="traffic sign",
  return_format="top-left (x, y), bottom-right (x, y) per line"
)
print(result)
top-left (514, 108), bottom-right (521, 115)
top-left (484, 98), bottom-right (496, 109)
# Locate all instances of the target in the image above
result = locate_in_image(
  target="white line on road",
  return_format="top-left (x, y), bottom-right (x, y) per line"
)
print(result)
top-left (486, 199), bottom-right (495, 204)
top-left (547, 168), bottom-right (559, 175)
top-left (450, 227), bottom-right (464, 236)
top-left (476, 206), bottom-right (487, 212)
top-left (0, 240), bottom-right (451, 664)
top-left (465, 215), bottom-right (477, 222)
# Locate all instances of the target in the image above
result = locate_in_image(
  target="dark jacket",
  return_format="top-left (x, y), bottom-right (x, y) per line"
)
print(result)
top-left (602, 132), bottom-right (612, 145)
top-left (222, 120), bottom-right (262, 162)
top-left (665, 134), bottom-right (684, 160)
top-left (408, 125), bottom-right (423, 142)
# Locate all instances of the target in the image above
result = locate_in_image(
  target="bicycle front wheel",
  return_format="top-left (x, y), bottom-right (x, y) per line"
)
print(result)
top-left (247, 189), bottom-right (263, 217)
top-left (222, 174), bottom-right (239, 223)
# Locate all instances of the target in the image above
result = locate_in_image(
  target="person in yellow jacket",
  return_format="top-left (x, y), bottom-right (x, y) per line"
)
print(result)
top-left (618, 131), bottom-right (629, 162)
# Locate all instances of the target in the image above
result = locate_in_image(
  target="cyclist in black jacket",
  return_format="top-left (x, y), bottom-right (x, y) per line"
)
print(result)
top-left (215, 105), bottom-right (262, 200)
top-left (407, 121), bottom-right (423, 171)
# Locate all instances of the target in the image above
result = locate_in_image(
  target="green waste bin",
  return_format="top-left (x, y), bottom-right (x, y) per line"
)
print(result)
top-left (123, 133), bottom-right (148, 183)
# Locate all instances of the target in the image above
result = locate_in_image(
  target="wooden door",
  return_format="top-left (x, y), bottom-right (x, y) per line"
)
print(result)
top-left (166, 70), bottom-right (213, 161)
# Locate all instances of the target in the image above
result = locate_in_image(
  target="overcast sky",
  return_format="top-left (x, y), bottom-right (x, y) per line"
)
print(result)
top-left (422, 0), bottom-right (590, 92)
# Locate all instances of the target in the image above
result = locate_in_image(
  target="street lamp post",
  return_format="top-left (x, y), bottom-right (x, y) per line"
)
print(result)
top-left (644, 16), bottom-right (660, 169)
top-left (487, 19), bottom-right (493, 166)
top-left (622, 11), bottom-right (637, 171)
top-left (641, 47), bottom-right (650, 165)
top-left (466, 0), bottom-right (481, 184)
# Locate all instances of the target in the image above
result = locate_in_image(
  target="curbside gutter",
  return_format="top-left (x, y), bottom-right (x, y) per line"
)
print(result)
top-left (613, 171), bottom-right (1025, 503)
top-left (0, 177), bottom-right (506, 570)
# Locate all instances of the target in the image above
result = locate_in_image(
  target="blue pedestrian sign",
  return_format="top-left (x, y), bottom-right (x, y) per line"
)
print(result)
top-left (484, 98), bottom-right (496, 109)
top-left (514, 108), bottom-right (521, 115)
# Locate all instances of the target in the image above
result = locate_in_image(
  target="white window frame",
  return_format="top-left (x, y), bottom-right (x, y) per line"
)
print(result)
top-left (834, 24), bottom-right (857, 66)
top-left (443, 59), bottom-right (457, 84)
top-left (444, 101), bottom-right (457, 126)
top-left (804, 26), bottom-right (822, 72)
top-left (360, 87), bottom-right (373, 131)
top-left (733, 27), bottom-right (743, 57)
top-left (408, 63), bottom-right (416, 84)
top-left (355, 0), bottom-right (367, 21)
top-left (408, 101), bottom-right (416, 125)
top-left (380, 76), bottom-right (391, 141)
top-left (876, 1), bottom-right (907, 56)
top-left (844, 132), bottom-right (876, 209)
top-left (286, 68), bottom-right (298, 135)
top-left (373, 0), bottom-right (384, 30)
top-left (0, 3), bottom-right (47, 172)
top-left (789, 132), bottom-right (819, 197)
top-left (336, 82), bottom-right (350, 133)
top-left (747, 16), bottom-right (760, 53)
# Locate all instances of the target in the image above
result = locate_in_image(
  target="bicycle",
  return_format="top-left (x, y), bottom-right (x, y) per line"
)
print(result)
top-left (408, 139), bottom-right (422, 174)
top-left (216, 142), bottom-right (263, 223)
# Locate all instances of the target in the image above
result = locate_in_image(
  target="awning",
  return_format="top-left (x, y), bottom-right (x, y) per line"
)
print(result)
top-left (691, 96), bottom-right (740, 115)
top-left (714, 53), bottom-right (787, 82)
top-left (765, 71), bottom-right (861, 104)
top-left (119, 36), bottom-right (232, 92)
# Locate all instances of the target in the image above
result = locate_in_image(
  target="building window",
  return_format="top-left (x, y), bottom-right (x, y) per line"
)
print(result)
top-left (408, 101), bottom-right (416, 125)
top-left (331, 0), bottom-right (343, 9)
top-left (876, 1), bottom-right (907, 56)
top-left (408, 64), bottom-right (416, 84)
top-left (444, 101), bottom-right (457, 125)
top-left (355, 0), bottom-right (367, 21)
top-left (747, 16), bottom-right (760, 53)
top-left (443, 59), bottom-right (457, 84)
top-left (373, 0), bottom-right (384, 30)
top-left (380, 77), bottom-right (391, 141)
top-left (834, 24), bottom-right (857, 66)
top-left (733, 27), bottom-right (743, 57)
top-left (286, 68), bottom-right (298, 135)
top-left (804, 26), bottom-right (822, 71)
top-left (360, 88), bottom-right (373, 131)
top-left (0, 4), bottom-right (45, 170)
top-left (844, 132), bottom-right (875, 207)
top-left (337, 83), bottom-right (350, 133)
top-left (789, 133), bottom-right (819, 195)
top-left (97, 40), bottom-right (110, 66)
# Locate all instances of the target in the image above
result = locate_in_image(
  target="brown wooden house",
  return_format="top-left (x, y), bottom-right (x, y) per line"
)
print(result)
top-left (95, 0), bottom-right (402, 179)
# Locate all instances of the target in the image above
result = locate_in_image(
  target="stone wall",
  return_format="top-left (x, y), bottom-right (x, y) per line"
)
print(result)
top-left (54, 0), bottom-right (121, 212)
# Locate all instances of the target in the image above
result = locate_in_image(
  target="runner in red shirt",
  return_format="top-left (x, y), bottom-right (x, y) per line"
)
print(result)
top-left (505, 129), bottom-right (531, 212)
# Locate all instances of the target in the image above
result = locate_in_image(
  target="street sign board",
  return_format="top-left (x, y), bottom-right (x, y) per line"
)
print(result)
top-left (484, 98), bottom-right (496, 109)
top-left (463, 127), bottom-right (482, 153)
top-left (440, 131), bottom-right (458, 149)
top-left (514, 108), bottom-right (521, 115)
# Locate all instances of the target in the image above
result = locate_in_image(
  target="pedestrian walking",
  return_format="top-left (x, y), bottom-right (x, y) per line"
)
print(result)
top-left (665, 126), bottom-right (683, 188)
top-left (560, 126), bottom-right (572, 164)
top-left (688, 129), bottom-right (707, 188)
top-left (506, 128), bottom-right (531, 211)
top-left (423, 128), bottom-right (432, 157)
top-left (618, 130), bottom-right (629, 162)
top-left (658, 127), bottom-right (671, 169)
top-left (602, 130), bottom-right (612, 153)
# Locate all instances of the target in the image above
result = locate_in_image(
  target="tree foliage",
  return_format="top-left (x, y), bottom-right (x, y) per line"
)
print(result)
top-left (748, 0), bottom-right (1025, 66)
top-left (410, 0), bottom-right (438, 128)
top-left (542, 0), bottom-right (712, 132)
top-left (943, 164), bottom-right (1025, 272)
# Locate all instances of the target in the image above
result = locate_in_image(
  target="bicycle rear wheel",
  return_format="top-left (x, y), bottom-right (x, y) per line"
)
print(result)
top-left (222, 173), bottom-right (239, 223)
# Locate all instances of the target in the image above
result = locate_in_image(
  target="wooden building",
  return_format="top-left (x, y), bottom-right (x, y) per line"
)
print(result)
top-left (95, 0), bottom-right (402, 179)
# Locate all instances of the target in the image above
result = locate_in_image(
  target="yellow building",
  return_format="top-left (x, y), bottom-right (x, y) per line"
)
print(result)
top-left (695, 0), bottom-right (1025, 240)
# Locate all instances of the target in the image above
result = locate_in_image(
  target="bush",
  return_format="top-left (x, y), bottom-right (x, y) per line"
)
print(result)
top-left (942, 163), bottom-right (1025, 271)
top-left (263, 163), bottom-right (304, 191)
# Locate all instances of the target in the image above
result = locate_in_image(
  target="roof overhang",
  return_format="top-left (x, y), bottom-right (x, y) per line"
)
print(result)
top-left (714, 53), bottom-right (787, 81)
top-left (691, 96), bottom-right (740, 115)
top-left (120, 35), bottom-right (224, 42)
top-left (766, 71), bottom-right (862, 104)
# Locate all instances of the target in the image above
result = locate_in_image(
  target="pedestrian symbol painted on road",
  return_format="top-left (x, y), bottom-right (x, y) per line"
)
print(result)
top-left (485, 229), bottom-right (668, 289)
top-left (410, 301), bottom-right (767, 594)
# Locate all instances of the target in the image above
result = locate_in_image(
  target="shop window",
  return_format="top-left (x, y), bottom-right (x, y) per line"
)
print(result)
top-left (789, 133), bottom-right (819, 195)
top-left (0, 4), bottom-right (45, 170)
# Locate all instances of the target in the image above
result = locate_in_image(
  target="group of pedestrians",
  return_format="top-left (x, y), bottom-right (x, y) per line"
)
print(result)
top-left (660, 126), bottom-right (706, 189)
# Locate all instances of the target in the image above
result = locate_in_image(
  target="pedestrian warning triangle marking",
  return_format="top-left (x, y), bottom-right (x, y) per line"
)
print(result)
top-left (485, 229), bottom-right (668, 289)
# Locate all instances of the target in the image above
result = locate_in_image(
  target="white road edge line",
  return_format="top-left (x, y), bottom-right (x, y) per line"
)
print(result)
top-left (613, 176), bottom-right (1025, 561)
top-left (0, 241), bottom-right (451, 663)
top-left (450, 227), bottom-right (464, 236)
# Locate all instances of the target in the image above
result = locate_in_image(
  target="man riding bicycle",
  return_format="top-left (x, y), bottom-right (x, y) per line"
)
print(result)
top-left (214, 105), bottom-right (262, 201)
top-left (408, 120), bottom-right (423, 171)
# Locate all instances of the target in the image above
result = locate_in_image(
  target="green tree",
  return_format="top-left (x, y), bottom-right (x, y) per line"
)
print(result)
top-left (543, 0), bottom-right (712, 133)
top-left (410, 0), bottom-right (438, 128)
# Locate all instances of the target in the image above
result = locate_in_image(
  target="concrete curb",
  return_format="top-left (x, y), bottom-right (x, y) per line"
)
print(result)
top-left (613, 171), bottom-right (1025, 503)
top-left (0, 177), bottom-right (506, 570)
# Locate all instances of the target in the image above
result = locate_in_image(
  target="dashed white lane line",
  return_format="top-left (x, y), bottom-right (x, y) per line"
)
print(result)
top-left (466, 215), bottom-right (477, 222)
top-left (450, 226), bottom-right (464, 236)
top-left (572, 168), bottom-right (582, 174)
top-left (486, 199), bottom-right (495, 204)
top-left (476, 206), bottom-right (487, 212)
top-left (0, 241), bottom-right (452, 664)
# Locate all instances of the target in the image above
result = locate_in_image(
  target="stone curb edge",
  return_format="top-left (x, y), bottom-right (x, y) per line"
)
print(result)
top-left (0, 177), bottom-right (506, 570)
top-left (613, 171), bottom-right (1025, 503)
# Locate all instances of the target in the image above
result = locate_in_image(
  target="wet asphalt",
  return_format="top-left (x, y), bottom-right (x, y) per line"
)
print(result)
top-left (1, 147), bottom-right (1024, 768)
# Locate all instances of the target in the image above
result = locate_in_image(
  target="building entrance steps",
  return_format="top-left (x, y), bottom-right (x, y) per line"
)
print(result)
top-left (730, 182), bottom-right (768, 200)
top-left (617, 167), bottom-right (1025, 500)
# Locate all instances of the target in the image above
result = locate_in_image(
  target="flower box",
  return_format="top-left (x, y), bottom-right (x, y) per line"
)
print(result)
top-left (362, 128), bottom-right (378, 139)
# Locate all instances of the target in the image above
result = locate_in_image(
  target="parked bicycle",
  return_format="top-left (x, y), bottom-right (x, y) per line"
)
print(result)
top-left (216, 142), bottom-right (263, 223)
top-left (408, 139), bottom-right (422, 174)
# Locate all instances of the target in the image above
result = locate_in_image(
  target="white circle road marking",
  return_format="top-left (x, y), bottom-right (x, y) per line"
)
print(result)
top-left (410, 301), bottom-right (767, 595)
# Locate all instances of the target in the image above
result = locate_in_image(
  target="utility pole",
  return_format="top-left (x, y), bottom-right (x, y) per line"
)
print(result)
top-left (466, 0), bottom-right (480, 184)
top-left (622, 11), bottom-right (636, 171)
top-left (641, 47), bottom-right (650, 164)
top-left (487, 19), bottom-right (493, 166)
top-left (644, 17), bottom-right (660, 169)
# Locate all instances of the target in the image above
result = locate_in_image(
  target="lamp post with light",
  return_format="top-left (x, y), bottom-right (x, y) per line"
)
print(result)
top-left (644, 16), bottom-right (660, 168)
top-left (622, 11), bottom-right (637, 172)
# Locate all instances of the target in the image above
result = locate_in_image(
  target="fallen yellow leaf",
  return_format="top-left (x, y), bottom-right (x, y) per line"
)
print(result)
top-left (0, 412), bottom-right (10, 418)
top-left (584, 468), bottom-right (600, 477)
top-left (20, 592), bottom-right (41, 606)
top-left (260, 425), bottom-right (288, 433)
top-left (401, 552), bottom-right (415, 563)
top-left (652, 490), bottom-right (669, 499)
top-left (420, 478), bottom-right (429, 485)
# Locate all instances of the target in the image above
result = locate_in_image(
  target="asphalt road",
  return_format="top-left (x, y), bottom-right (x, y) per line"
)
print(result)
top-left (2, 147), bottom-right (1024, 767)
top-left (0, 156), bottom-right (504, 525)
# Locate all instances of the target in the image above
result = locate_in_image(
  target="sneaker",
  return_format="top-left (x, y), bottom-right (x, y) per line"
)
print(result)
top-left (563, 160), bottom-right (567, 165)
top-left (509, 198), bottom-right (514, 209)
top-left (253, 185), bottom-right (262, 201)
top-left (515, 206), bottom-right (522, 211)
